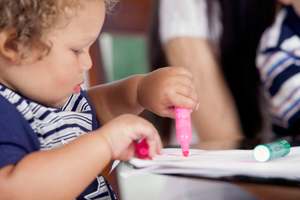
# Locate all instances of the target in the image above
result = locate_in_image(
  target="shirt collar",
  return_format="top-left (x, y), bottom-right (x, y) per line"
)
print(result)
top-left (285, 6), bottom-right (300, 37)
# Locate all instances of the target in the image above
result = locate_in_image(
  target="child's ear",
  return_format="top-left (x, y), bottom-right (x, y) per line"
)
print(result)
top-left (0, 30), bottom-right (21, 64)
top-left (278, 0), bottom-right (291, 6)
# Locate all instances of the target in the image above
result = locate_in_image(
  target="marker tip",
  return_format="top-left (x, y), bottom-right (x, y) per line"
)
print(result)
top-left (183, 151), bottom-right (189, 157)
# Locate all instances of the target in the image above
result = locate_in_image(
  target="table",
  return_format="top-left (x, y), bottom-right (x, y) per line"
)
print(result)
top-left (116, 137), bottom-right (300, 200)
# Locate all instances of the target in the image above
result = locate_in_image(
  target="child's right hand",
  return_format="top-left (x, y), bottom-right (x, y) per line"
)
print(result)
top-left (100, 114), bottom-right (163, 160)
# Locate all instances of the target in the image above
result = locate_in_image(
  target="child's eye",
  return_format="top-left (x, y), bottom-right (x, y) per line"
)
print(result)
top-left (72, 49), bottom-right (84, 55)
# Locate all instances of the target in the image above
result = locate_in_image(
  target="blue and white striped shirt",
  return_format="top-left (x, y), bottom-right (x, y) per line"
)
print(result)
top-left (0, 83), bottom-right (117, 200)
top-left (256, 6), bottom-right (300, 135)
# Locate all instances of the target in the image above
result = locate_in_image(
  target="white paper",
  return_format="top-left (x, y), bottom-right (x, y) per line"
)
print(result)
top-left (109, 160), bottom-right (120, 174)
top-left (127, 147), bottom-right (300, 181)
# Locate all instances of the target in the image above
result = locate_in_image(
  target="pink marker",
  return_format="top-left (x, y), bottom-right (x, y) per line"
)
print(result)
top-left (135, 139), bottom-right (149, 158)
top-left (175, 107), bottom-right (192, 157)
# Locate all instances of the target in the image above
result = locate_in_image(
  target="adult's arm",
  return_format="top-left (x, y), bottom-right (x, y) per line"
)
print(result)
top-left (165, 37), bottom-right (243, 141)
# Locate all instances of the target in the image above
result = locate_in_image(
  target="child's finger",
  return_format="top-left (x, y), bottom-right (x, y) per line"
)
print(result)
top-left (170, 86), bottom-right (199, 106)
top-left (175, 85), bottom-right (199, 104)
top-left (146, 138), bottom-right (158, 157)
top-left (156, 134), bottom-right (164, 155)
top-left (145, 130), bottom-right (163, 157)
top-left (135, 136), bottom-right (162, 159)
top-left (171, 95), bottom-right (199, 111)
top-left (119, 142), bottom-right (135, 161)
top-left (125, 142), bottom-right (136, 160)
top-left (127, 116), bottom-right (163, 156)
top-left (173, 75), bottom-right (196, 89)
top-left (172, 67), bottom-right (193, 80)
top-left (126, 116), bottom-right (158, 141)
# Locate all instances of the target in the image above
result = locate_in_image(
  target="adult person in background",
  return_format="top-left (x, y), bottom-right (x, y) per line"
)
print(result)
top-left (256, 0), bottom-right (300, 139)
top-left (148, 0), bottom-right (277, 144)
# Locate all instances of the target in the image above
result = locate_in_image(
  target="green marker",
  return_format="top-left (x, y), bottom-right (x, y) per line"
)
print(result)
top-left (253, 140), bottom-right (291, 162)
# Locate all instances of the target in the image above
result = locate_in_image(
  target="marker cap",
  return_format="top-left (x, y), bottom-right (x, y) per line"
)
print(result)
top-left (135, 139), bottom-right (149, 158)
top-left (253, 140), bottom-right (291, 162)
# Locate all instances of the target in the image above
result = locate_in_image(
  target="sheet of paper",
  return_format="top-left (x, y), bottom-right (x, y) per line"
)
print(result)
top-left (109, 160), bottom-right (120, 174)
top-left (126, 147), bottom-right (300, 181)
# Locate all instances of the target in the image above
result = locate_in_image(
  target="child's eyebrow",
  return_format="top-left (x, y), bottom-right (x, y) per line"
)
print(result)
top-left (76, 35), bottom-right (98, 42)
top-left (73, 35), bottom-right (99, 46)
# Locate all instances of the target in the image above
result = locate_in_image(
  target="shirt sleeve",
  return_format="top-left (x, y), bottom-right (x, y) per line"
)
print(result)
top-left (159, 0), bottom-right (215, 45)
top-left (256, 31), bottom-right (300, 128)
top-left (0, 96), bottom-right (40, 169)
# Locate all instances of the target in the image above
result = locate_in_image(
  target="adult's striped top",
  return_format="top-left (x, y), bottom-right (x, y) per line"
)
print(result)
top-left (256, 6), bottom-right (300, 135)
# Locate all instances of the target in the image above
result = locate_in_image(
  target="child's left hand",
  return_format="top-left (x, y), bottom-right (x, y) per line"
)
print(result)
top-left (137, 67), bottom-right (199, 118)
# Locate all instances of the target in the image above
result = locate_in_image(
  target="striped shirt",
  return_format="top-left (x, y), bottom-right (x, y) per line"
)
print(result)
top-left (256, 6), bottom-right (300, 135)
top-left (0, 83), bottom-right (117, 200)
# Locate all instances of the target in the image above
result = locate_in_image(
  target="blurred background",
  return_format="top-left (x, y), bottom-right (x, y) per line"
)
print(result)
top-left (82, 0), bottom-right (153, 90)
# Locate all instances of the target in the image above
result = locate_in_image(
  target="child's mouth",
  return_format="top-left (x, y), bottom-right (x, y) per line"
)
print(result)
top-left (73, 85), bottom-right (81, 94)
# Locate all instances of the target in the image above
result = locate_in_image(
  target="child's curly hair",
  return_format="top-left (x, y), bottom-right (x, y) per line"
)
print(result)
top-left (0, 0), bottom-right (118, 58)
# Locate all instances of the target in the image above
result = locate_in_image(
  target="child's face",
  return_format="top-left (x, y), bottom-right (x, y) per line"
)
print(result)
top-left (5, 0), bottom-right (105, 108)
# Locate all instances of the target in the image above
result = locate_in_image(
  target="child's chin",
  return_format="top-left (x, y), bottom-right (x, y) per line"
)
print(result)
top-left (72, 85), bottom-right (82, 94)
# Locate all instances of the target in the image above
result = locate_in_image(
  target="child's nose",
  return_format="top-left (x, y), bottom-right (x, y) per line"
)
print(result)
top-left (80, 54), bottom-right (92, 72)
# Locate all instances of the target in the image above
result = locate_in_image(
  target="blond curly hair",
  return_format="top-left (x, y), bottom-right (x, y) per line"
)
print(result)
top-left (0, 0), bottom-right (118, 58)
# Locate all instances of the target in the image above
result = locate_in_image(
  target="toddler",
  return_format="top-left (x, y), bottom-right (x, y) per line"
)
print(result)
top-left (256, 0), bottom-right (300, 136)
top-left (0, 0), bottom-right (199, 200)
